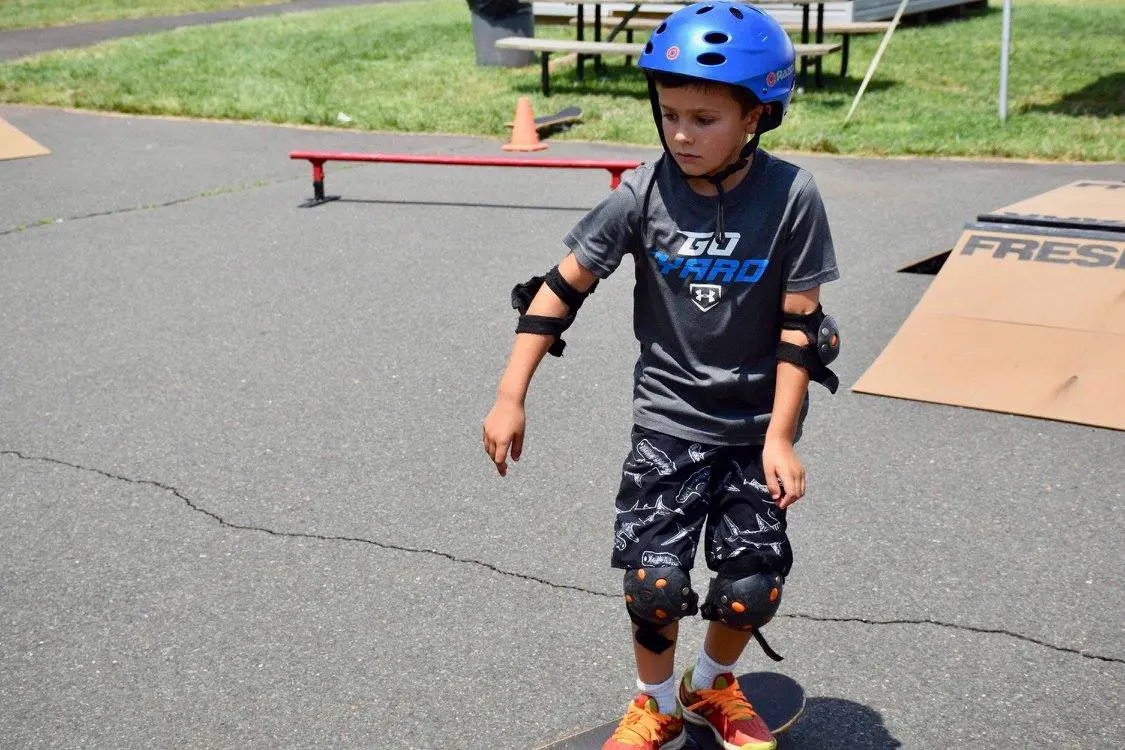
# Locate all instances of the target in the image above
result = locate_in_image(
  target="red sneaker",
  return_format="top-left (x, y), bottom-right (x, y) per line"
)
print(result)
top-left (602, 694), bottom-right (687, 750)
top-left (678, 668), bottom-right (776, 750)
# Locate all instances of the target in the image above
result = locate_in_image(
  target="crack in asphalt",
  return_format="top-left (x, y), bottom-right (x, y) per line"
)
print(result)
top-left (1, 150), bottom-right (450, 236)
top-left (0, 175), bottom-right (303, 237)
top-left (783, 613), bottom-right (1123, 664)
top-left (4, 449), bottom-right (1122, 666)
top-left (0, 449), bottom-right (604, 598)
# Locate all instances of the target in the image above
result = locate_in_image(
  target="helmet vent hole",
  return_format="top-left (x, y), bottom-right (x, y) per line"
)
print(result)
top-left (729, 6), bottom-right (744, 19)
top-left (695, 5), bottom-right (714, 14)
top-left (645, 41), bottom-right (654, 54)
top-left (704, 32), bottom-right (729, 44)
top-left (655, 22), bottom-right (667, 34)
top-left (697, 52), bottom-right (725, 66)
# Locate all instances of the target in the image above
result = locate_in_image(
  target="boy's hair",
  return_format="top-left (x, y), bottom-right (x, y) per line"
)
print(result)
top-left (650, 71), bottom-right (763, 117)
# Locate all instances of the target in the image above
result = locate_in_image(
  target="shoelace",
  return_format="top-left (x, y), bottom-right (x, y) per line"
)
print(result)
top-left (687, 681), bottom-right (758, 722)
top-left (611, 702), bottom-right (676, 744)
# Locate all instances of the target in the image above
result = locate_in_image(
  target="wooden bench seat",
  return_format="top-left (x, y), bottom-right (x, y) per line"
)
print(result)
top-left (780, 20), bottom-right (890, 76)
top-left (600, 13), bottom-right (891, 76)
top-left (601, 14), bottom-right (890, 35)
top-left (496, 36), bottom-right (841, 96)
top-left (783, 21), bottom-right (892, 33)
top-left (532, 13), bottom-right (574, 26)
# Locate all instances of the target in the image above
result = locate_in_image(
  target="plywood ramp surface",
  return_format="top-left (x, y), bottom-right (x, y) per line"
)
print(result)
top-left (979, 180), bottom-right (1125, 232)
top-left (0, 117), bottom-right (50, 160)
top-left (855, 224), bottom-right (1125, 431)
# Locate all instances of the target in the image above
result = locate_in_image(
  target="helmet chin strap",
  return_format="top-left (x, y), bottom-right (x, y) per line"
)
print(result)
top-left (706, 133), bottom-right (760, 245)
top-left (647, 78), bottom-right (763, 246)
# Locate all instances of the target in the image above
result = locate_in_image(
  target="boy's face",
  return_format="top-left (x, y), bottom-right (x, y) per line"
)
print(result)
top-left (656, 82), bottom-right (763, 178)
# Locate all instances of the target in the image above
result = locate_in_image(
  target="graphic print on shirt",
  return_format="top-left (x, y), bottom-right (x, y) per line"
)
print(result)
top-left (650, 230), bottom-right (769, 312)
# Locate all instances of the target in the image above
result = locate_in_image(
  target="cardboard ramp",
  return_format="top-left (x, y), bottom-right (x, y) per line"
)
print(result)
top-left (855, 181), bottom-right (1125, 431)
top-left (0, 117), bottom-right (50, 160)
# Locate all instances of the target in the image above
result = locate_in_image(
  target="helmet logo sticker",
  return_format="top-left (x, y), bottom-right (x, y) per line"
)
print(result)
top-left (768, 65), bottom-right (795, 87)
top-left (666, 45), bottom-right (680, 61)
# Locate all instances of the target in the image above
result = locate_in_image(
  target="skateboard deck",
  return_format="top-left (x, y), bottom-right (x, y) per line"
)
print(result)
top-left (507, 106), bottom-right (583, 134)
top-left (538, 672), bottom-right (805, 749)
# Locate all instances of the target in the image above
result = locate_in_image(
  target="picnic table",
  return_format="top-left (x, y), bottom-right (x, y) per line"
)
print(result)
top-left (517, 0), bottom-right (847, 90)
top-left (496, 35), bottom-right (840, 95)
top-left (593, 0), bottom-right (839, 85)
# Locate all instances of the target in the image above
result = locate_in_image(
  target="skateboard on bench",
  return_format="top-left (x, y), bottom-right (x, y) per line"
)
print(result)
top-left (507, 106), bottom-right (584, 136)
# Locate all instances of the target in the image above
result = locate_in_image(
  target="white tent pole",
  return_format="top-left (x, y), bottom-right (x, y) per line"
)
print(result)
top-left (844, 0), bottom-right (911, 124)
top-left (999, 0), bottom-right (1012, 123)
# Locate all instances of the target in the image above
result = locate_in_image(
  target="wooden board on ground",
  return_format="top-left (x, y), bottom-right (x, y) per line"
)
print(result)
top-left (977, 180), bottom-right (1125, 233)
top-left (0, 118), bottom-right (49, 161)
top-left (537, 672), bottom-right (805, 749)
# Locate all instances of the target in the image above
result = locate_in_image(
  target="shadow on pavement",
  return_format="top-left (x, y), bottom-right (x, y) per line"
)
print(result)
top-left (785, 696), bottom-right (901, 749)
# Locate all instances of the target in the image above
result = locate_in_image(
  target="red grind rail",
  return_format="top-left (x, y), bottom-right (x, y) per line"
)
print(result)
top-left (289, 151), bottom-right (641, 207)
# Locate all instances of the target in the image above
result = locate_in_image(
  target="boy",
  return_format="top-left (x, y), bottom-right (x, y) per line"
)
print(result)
top-left (483, 3), bottom-right (840, 748)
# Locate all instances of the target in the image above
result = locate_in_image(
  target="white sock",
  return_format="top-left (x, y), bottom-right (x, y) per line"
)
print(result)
top-left (636, 673), bottom-right (678, 715)
top-left (692, 646), bottom-right (736, 692)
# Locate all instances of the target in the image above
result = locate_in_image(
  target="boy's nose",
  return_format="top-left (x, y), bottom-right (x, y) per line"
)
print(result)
top-left (673, 131), bottom-right (691, 144)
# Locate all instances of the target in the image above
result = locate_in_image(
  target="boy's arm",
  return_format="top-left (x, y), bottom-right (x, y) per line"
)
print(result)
top-left (496, 253), bottom-right (599, 404)
top-left (484, 253), bottom-right (599, 476)
top-left (763, 286), bottom-right (819, 508)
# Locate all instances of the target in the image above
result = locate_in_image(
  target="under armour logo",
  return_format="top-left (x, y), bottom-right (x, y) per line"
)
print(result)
top-left (689, 283), bottom-right (722, 312)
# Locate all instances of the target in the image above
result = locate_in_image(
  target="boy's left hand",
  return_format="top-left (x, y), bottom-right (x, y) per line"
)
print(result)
top-left (762, 436), bottom-right (805, 510)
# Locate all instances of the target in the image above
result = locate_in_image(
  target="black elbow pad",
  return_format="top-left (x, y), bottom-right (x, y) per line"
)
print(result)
top-left (777, 305), bottom-right (840, 393)
top-left (510, 266), bottom-right (597, 357)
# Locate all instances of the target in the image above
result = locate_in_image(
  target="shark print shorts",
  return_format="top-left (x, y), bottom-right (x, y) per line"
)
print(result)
top-left (611, 425), bottom-right (793, 576)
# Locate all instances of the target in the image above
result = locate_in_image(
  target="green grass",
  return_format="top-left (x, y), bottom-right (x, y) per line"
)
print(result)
top-left (0, 0), bottom-right (1121, 160)
top-left (0, 0), bottom-right (292, 31)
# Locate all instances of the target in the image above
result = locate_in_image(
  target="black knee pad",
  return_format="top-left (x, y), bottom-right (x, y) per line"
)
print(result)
top-left (700, 556), bottom-right (784, 631)
top-left (624, 567), bottom-right (698, 654)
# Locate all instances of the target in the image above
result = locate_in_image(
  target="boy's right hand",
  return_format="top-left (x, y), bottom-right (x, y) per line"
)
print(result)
top-left (482, 398), bottom-right (525, 477)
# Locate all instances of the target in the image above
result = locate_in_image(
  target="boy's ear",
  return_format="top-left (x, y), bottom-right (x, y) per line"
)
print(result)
top-left (744, 103), bottom-right (767, 134)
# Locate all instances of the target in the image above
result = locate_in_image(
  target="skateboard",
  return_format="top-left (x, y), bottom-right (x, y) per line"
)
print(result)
top-left (506, 106), bottom-right (583, 134)
top-left (537, 672), bottom-right (805, 749)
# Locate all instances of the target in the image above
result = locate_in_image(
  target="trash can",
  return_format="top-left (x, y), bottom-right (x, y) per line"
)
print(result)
top-left (468, 0), bottom-right (535, 67)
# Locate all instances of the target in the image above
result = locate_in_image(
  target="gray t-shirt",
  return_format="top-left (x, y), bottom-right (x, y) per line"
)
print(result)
top-left (563, 150), bottom-right (839, 445)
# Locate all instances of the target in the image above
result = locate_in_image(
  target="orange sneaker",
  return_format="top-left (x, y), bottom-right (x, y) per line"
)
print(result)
top-left (677, 668), bottom-right (776, 750)
top-left (602, 694), bottom-right (687, 750)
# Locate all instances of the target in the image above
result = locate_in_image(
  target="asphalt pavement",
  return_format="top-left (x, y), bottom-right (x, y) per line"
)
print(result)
top-left (1, 104), bottom-right (1122, 749)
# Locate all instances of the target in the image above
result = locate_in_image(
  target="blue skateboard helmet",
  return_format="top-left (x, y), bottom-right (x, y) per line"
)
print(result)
top-left (636, 2), bottom-right (797, 243)
top-left (638, 1), bottom-right (796, 134)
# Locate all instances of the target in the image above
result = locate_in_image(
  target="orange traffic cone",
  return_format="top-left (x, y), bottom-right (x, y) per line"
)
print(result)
top-left (502, 96), bottom-right (547, 152)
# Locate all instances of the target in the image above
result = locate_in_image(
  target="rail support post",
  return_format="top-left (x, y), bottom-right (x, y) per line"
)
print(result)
top-left (299, 159), bottom-right (341, 208)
